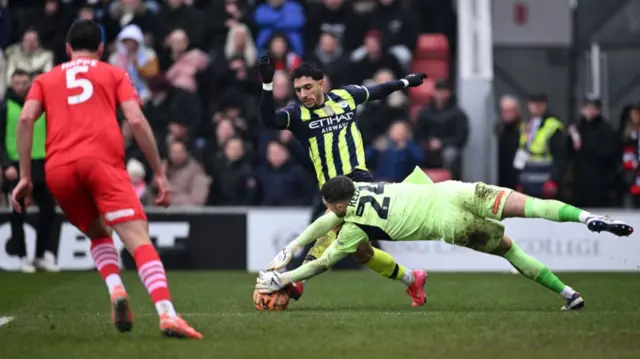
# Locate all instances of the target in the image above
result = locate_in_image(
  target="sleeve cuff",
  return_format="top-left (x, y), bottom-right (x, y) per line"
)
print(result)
top-left (262, 83), bottom-right (274, 91)
top-left (400, 79), bottom-right (409, 88)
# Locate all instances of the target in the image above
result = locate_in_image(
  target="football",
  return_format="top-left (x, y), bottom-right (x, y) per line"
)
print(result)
top-left (253, 288), bottom-right (290, 311)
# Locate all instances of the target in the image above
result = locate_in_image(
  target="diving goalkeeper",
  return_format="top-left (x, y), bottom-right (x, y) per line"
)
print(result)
top-left (259, 54), bottom-right (430, 306)
top-left (257, 175), bottom-right (633, 310)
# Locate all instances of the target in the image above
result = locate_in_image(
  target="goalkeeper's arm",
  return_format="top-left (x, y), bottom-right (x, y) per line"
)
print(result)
top-left (281, 243), bottom-right (351, 283)
top-left (284, 212), bottom-right (344, 253)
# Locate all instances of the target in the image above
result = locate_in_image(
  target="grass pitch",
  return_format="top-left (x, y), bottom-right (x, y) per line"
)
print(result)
top-left (1, 271), bottom-right (639, 359)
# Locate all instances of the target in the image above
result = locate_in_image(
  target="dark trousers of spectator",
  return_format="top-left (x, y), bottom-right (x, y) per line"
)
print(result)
top-left (7, 181), bottom-right (56, 259)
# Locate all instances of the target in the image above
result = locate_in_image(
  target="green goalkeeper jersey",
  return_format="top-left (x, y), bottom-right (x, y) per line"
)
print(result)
top-left (335, 182), bottom-right (445, 253)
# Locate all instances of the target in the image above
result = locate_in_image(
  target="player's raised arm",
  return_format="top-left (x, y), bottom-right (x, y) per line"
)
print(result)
top-left (343, 73), bottom-right (428, 105)
top-left (259, 54), bottom-right (292, 129)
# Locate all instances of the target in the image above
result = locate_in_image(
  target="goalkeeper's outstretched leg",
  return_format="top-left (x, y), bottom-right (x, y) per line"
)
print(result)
top-left (500, 190), bottom-right (633, 236)
top-left (454, 182), bottom-right (634, 310)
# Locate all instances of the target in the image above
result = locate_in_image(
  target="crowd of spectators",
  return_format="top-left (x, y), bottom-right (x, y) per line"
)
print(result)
top-left (0, 0), bottom-right (460, 207)
top-left (496, 94), bottom-right (640, 208)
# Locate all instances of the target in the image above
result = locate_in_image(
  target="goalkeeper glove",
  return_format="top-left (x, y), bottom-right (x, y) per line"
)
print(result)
top-left (256, 270), bottom-right (287, 294)
top-left (267, 246), bottom-right (296, 271)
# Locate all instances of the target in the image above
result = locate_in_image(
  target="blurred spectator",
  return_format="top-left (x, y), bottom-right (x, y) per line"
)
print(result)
top-left (254, 0), bottom-right (306, 55)
top-left (163, 29), bottom-right (210, 94)
top-left (18, 0), bottom-right (71, 64)
top-left (515, 94), bottom-right (567, 199)
top-left (495, 95), bottom-right (522, 190)
top-left (268, 33), bottom-right (302, 74)
top-left (349, 30), bottom-right (404, 85)
top-left (104, 0), bottom-right (157, 46)
top-left (211, 118), bottom-right (238, 153)
top-left (254, 140), bottom-right (313, 206)
top-left (272, 70), bottom-right (294, 107)
top-left (208, 0), bottom-right (253, 50)
top-left (224, 23), bottom-right (258, 68)
top-left (214, 57), bottom-right (261, 125)
top-left (415, 79), bottom-right (469, 179)
top-left (0, 4), bottom-right (11, 50)
top-left (568, 95), bottom-right (617, 207)
top-left (109, 24), bottom-right (159, 103)
top-left (0, 52), bottom-right (5, 101)
top-left (213, 95), bottom-right (259, 144)
top-left (121, 120), bottom-right (149, 178)
top-left (4, 29), bottom-right (54, 79)
top-left (207, 136), bottom-right (256, 205)
top-left (166, 140), bottom-right (211, 206)
top-left (157, 0), bottom-right (205, 50)
top-left (620, 103), bottom-right (640, 204)
top-left (76, 4), bottom-right (106, 45)
top-left (307, 31), bottom-right (349, 87)
top-left (258, 129), bottom-right (307, 167)
top-left (127, 158), bottom-right (153, 206)
top-left (365, 0), bottom-right (418, 69)
top-left (366, 120), bottom-right (424, 182)
top-left (305, 0), bottom-right (365, 51)
top-left (358, 68), bottom-right (408, 146)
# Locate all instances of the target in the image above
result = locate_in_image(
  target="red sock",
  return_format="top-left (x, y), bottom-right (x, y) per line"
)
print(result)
top-left (91, 237), bottom-right (121, 280)
top-left (133, 244), bottom-right (171, 303)
top-left (90, 237), bottom-right (123, 294)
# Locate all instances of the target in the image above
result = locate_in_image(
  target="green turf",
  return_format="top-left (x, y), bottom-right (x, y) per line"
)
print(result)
top-left (0, 271), bottom-right (639, 359)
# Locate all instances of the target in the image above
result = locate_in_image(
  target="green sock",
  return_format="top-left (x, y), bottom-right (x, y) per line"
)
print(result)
top-left (524, 197), bottom-right (588, 223)
top-left (504, 241), bottom-right (566, 294)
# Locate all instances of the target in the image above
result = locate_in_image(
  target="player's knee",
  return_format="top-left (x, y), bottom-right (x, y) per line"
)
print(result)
top-left (489, 235), bottom-right (513, 257)
top-left (85, 218), bottom-right (112, 239)
top-left (465, 232), bottom-right (490, 251)
top-left (111, 219), bottom-right (150, 251)
top-left (352, 242), bottom-right (374, 264)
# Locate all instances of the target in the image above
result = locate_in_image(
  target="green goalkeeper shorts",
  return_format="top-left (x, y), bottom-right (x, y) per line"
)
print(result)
top-left (434, 181), bottom-right (513, 252)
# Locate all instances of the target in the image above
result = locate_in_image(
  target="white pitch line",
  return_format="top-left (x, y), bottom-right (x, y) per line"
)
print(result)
top-left (0, 316), bottom-right (14, 327)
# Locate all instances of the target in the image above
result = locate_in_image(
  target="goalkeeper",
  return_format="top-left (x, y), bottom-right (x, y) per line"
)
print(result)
top-left (259, 54), bottom-right (430, 306)
top-left (257, 176), bottom-right (633, 310)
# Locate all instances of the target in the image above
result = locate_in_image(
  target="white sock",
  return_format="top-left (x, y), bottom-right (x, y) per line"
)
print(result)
top-left (560, 286), bottom-right (576, 300)
top-left (579, 211), bottom-right (593, 224)
top-left (105, 274), bottom-right (124, 295)
top-left (400, 270), bottom-right (414, 286)
top-left (155, 300), bottom-right (177, 317)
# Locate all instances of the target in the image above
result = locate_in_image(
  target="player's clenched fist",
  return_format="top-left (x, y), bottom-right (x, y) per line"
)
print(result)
top-left (404, 73), bottom-right (428, 87)
top-left (259, 53), bottom-right (275, 84)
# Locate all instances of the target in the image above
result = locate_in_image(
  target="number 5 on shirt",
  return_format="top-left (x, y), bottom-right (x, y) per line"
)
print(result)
top-left (66, 66), bottom-right (94, 105)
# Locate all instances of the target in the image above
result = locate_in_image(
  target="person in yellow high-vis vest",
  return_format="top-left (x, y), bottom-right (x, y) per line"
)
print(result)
top-left (514, 94), bottom-right (568, 199)
top-left (0, 69), bottom-right (57, 273)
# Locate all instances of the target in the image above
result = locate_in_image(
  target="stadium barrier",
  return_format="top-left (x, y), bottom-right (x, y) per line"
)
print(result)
top-left (1, 208), bottom-right (639, 272)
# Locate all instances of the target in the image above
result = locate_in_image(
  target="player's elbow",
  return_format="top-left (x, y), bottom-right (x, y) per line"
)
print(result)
top-left (127, 115), bottom-right (146, 129)
top-left (18, 115), bottom-right (36, 126)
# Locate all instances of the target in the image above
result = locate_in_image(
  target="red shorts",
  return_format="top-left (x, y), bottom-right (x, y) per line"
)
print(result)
top-left (46, 159), bottom-right (147, 233)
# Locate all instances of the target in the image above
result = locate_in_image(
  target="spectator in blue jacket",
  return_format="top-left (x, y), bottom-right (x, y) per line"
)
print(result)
top-left (255, 140), bottom-right (313, 206)
top-left (253, 0), bottom-right (305, 55)
top-left (366, 120), bottom-right (425, 182)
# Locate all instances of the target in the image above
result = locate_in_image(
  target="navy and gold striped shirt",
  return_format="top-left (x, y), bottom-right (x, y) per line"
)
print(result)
top-left (261, 80), bottom-right (407, 187)
top-left (278, 85), bottom-right (369, 187)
